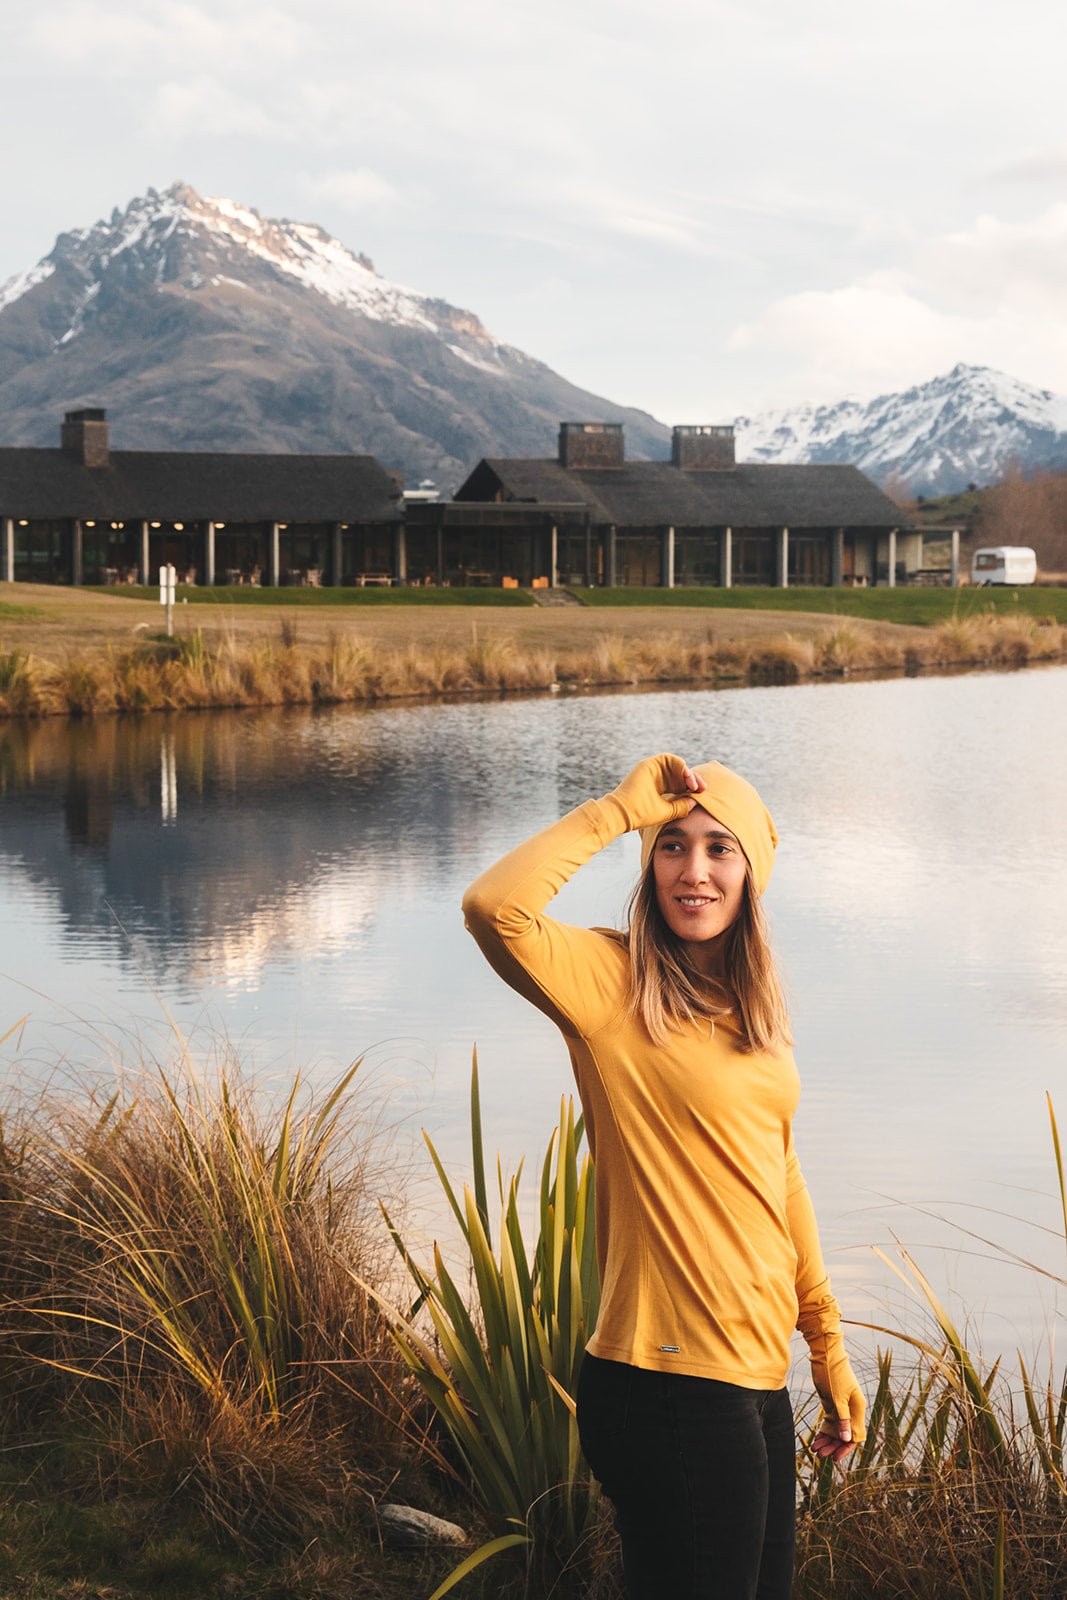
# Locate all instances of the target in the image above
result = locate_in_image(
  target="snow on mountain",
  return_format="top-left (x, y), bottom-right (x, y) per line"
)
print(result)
top-left (0, 181), bottom-right (668, 481)
top-left (0, 259), bottom-right (55, 315)
top-left (735, 365), bottom-right (1067, 496)
top-left (3, 181), bottom-right (491, 348)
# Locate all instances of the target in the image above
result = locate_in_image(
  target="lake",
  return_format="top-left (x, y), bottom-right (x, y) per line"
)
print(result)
top-left (1, 665), bottom-right (1064, 1364)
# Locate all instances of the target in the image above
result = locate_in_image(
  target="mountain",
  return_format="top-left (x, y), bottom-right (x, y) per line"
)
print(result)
top-left (0, 182), bottom-right (668, 486)
top-left (735, 365), bottom-right (1067, 497)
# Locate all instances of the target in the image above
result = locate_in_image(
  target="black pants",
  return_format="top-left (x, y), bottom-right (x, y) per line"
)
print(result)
top-left (576, 1351), bottom-right (795, 1600)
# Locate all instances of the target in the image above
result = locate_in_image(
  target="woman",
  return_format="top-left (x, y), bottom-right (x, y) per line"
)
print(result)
top-left (461, 752), bottom-right (865, 1600)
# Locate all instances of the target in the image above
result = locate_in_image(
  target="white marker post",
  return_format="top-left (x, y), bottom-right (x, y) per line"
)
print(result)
top-left (159, 563), bottom-right (176, 635)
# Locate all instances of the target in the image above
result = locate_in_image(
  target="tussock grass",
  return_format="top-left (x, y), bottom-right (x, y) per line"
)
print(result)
top-left (0, 1053), bottom-right (421, 1545)
top-left (3, 612), bottom-right (1067, 719)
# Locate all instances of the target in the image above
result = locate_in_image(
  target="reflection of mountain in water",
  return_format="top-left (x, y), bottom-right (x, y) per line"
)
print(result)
top-left (0, 711), bottom-right (484, 989)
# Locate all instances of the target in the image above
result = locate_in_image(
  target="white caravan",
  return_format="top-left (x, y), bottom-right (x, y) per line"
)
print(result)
top-left (971, 546), bottom-right (1038, 586)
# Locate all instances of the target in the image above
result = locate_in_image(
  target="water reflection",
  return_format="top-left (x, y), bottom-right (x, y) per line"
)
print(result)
top-left (1, 669), bottom-right (1065, 1356)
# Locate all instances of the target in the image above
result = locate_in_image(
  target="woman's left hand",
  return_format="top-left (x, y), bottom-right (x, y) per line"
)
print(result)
top-left (811, 1417), bottom-right (855, 1464)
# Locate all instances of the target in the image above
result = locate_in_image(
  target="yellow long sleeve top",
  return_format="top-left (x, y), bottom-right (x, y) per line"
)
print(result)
top-left (462, 791), bottom-right (844, 1391)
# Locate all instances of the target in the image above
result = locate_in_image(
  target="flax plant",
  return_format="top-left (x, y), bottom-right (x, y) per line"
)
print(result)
top-left (370, 1051), bottom-right (601, 1598)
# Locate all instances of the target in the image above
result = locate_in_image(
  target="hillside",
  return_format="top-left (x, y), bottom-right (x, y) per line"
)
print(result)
top-left (0, 182), bottom-right (669, 488)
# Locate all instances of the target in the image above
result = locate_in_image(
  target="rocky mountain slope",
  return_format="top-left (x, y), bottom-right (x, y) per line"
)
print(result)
top-left (0, 182), bottom-right (668, 486)
top-left (735, 365), bottom-right (1067, 496)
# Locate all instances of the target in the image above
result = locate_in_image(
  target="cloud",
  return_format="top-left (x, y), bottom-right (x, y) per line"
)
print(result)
top-left (727, 201), bottom-right (1067, 402)
top-left (727, 280), bottom-right (967, 394)
top-left (307, 168), bottom-right (405, 214)
top-left (929, 204), bottom-right (1067, 313)
top-left (30, 0), bottom-right (306, 74)
top-left (983, 148), bottom-right (1067, 186)
top-left (154, 76), bottom-right (292, 140)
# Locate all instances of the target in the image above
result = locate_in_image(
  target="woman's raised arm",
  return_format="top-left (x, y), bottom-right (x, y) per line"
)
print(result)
top-left (461, 753), bottom-right (697, 1037)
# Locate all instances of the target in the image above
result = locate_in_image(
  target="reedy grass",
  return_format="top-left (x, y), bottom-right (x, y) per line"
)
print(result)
top-left (2, 611), bottom-right (1067, 718)
top-left (0, 1053), bottom-right (412, 1541)
top-left (787, 1092), bottom-right (1067, 1600)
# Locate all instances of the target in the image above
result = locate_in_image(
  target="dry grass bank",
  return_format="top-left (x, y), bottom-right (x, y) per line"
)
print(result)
top-left (1, 607), bottom-right (1065, 717)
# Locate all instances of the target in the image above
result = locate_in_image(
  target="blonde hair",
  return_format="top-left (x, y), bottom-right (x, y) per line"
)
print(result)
top-left (625, 858), bottom-right (792, 1054)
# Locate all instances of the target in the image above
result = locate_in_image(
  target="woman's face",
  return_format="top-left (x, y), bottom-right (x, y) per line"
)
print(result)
top-left (651, 807), bottom-right (748, 949)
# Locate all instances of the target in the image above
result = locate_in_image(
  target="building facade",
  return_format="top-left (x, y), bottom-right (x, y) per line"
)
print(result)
top-left (0, 410), bottom-right (403, 587)
top-left (2, 410), bottom-right (953, 590)
top-left (440, 422), bottom-right (933, 588)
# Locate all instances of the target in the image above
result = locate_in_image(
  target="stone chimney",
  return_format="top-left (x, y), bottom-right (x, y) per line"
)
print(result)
top-left (558, 421), bottom-right (624, 470)
top-left (61, 408), bottom-right (110, 469)
top-left (671, 425), bottom-right (735, 470)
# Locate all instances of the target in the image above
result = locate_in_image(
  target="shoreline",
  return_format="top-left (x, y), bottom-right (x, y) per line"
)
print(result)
top-left (2, 607), bottom-right (1066, 718)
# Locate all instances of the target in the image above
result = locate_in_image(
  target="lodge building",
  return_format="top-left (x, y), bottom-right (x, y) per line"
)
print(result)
top-left (1, 410), bottom-right (953, 590)
top-left (0, 410), bottom-right (403, 587)
top-left (431, 422), bottom-right (934, 588)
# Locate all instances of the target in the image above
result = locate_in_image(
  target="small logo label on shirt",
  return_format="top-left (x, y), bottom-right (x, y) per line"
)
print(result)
top-left (659, 1344), bottom-right (680, 1353)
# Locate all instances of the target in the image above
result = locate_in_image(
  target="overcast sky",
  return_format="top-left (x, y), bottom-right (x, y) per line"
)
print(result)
top-left (2, 0), bottom-right (1067, 421)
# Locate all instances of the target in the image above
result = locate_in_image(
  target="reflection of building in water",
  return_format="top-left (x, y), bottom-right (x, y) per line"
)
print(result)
top-left (0, 708), bottom-right (486, 991)
top-left (180, 863), bottom-right (378, 989)
top-left (63, 773), bottom-right (113, 851)
top-left (160, 735), bottom-right (177, 825)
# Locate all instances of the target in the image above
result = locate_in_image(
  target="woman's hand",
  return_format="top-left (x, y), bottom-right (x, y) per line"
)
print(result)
top-left (807, 1331), bottom-right (866, 1463)
top-left (610, 754), bottom-right (706, 833)
top-left (811, 1416), bottom-right (855, 1464)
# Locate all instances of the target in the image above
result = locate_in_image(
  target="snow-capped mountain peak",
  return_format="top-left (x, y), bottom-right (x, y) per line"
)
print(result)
top-left (0, 181), bottom-right (668, 480)
top-left (736, 364), bottom-right (1067, 494)
top-left (1, 180), bottom-right (506, 352)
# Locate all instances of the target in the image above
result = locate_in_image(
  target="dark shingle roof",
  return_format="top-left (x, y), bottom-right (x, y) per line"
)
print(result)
top-left (0, 449), bottom-right (402, 522)
top-left (461, 459), bottom-right (910, 530)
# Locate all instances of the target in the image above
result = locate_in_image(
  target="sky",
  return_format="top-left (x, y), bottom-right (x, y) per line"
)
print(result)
top-left (2, 0), bottom-right (1067, 422)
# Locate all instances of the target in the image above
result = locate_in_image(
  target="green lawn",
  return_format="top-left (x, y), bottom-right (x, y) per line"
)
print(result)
top-left (912, 487), bottom-right (986, 527)
top-left (568, 585), bottom-right (1067, 625)
top-left (98, 584), bottom-right (534, 607)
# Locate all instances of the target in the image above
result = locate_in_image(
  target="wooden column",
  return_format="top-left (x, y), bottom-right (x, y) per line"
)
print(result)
top-left (950, 527), bottom-right (960, 587)
top-left (830, 528), bottom-right (844, 587)
top-left (204, 521), bottom-right (216, 586)
top-left (138, 520), bottom-right (150, 585)
top-left (662, 525), bottom-right (675, 589)
top-left (720, 526), bottom-right (733, 589)
top-left (887, 527), bottom-right (897, 588)
top-left (776, 526), bottom-right (789, 588)
top-left (269, 523), bottom-right (281, 587)
top-left (606, 525), bottom-right (617, 588)
top-left (2, 517), bottom-right (13, 583)
top-left (549, 523), bottom-right (558, 588)
top-left (331, 522), bottom-right (343, 587)
top-left (395, 522), bottom-right (407, 585)
top-left (436, 507), bottom-right (444, 585)
top-left (584, 514), bottom-right (592, 587)
top-left (71, 519), bottom-right (84, 586)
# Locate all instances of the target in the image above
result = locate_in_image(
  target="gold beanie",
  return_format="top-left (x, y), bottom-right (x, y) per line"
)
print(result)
top-left (638, 760), bottom-right (779, 894)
